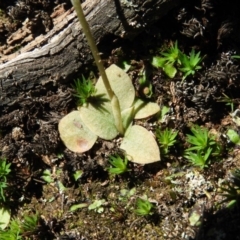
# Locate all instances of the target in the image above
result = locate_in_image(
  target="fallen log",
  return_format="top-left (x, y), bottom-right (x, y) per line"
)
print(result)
top-left (0, 0), bottom-right (181, 112)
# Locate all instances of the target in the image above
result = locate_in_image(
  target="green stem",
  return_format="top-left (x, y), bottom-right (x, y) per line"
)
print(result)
top-left (71, 0), bottom-right (124, 135)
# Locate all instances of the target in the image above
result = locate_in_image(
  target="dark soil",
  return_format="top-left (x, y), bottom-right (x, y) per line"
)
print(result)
top-left (1, 0), bottom-right (240, 239)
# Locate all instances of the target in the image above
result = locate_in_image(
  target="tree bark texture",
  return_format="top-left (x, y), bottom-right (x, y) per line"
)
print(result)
top-left (0, 0), bottom-right (181, 112)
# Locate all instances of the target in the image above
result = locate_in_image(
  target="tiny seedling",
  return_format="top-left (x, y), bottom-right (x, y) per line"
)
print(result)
top-left (184, 147), bottom-right (212, 169)
top-left (152, 42), bottom-right (203, 80)
top-left (156, 128), bottom-right (178, 155)
top-left (227, 129), bottom-right (240, 145)
top-left (108, 155), bottom-right (130, 175)
top-left (134, 196), bottom-right (154, 216)
top-left (41, 169), bottom-right (54, 183)
top-left (218, 93), bottom-right (235, 112)
top-left (138, 68), bottom-right (153, 98)
top-left (184, 125), bottom-right (222, 168)
top-left (57, 153), bottom-right (64, 159)
top-left (41, 169), bottom-right (66, 195)
top-left (220, 184), bottom-right (240, 208)
top-left (88, 199), bottom-right (106, 213)
top-left (158, 105), bottom-right (170, 123)
top-left (120, 60), bottom-right (131, 72)
top-left (21, 213), bottom-right (39, 234)
top-left (0, 158), bottom-right (11, 202)
top-left (178, 49), bottom-right (202, 80)
top-left (119, 188), bottom-right (136, 202)
top-left (0, 218), bottom-right (21, 239)
top-left (0, 213), bottom-right (39, 239)
top-left (185, 125), bottom-right (219, 153)
top-left (72, 76), bottom-right (96, 106)
top-left (220, 169), bottom-right (240, 208)
top-left (57, 181), bottom-right (67, 194)
top-left (160, 41), bottom-right (181, 64)
top-left (152, 41), bottom-right (181, 76)
top-left (73, 170), bottom-right (83, 181)
top-left (188, 209), bottom-right (203, 227)
top-left (70, 203), bottom-right (88, 212)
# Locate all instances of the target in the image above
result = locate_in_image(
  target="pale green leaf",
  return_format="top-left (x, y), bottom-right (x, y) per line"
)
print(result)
top-left (58, 111), bottom-right (97, 153)
top-left (121, 61), bottom-right (131, 72)
top-left (227, 129), bottom-right (240, 145)
top-left (58, 181), bottom-right (66, 193)
top-left (70, 203), bottom-right (88, 212)
top-left (133, 98), bottom-right (160, 119)
top-left (120, 125), bottom-right (160, 164)
top-left (189, 210), bottom-right (202, 226)
top-left (163, 64), bottom-right (177, 78)
top-left (88, 199), bottom-right (106, 212)
top-left (41, 169), bottom-right (53, 183)
top-left (95, 64), bottom-right (135, 111)
top-left (0, 207), bottom-right (10, 230)
top-left (158, 105), bottom-right (170, 123)
top-left (151, 56), bottom-right (167, 68)
top-left (73, 170), bottom-right (83, 181)
top-left (79, 103), bottom-right (118, 140)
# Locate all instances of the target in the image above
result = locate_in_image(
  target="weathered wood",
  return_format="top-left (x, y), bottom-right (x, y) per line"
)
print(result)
top-left (0, 0), bottom-right (181, 110)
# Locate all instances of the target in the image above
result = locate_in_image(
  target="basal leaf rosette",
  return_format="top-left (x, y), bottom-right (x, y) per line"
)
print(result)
top-left (58, 64), bottom-right (161, 164)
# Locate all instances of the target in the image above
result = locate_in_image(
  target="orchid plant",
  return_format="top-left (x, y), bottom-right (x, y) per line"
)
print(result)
top-left (58, 0), bottom-right (161, 164)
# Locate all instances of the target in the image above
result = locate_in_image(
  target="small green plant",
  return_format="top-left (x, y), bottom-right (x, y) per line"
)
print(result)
top-left (156, 128), bottom-right (178, 155)
top-left (151, 41), bottom-right (180, 78)
top-left (119, 60), bottom-right (131, 72)
top-left (218, 93), bottom-right (235, 112)
top-left (119, 188), bottom-right (136, 202)
top-left (227, 129), bottom-right (240, 145)
top-left (185, 125), bottom-right (219, 153)
top-left (160, 41), bottom-right (181, 64)
top-left (158, 105), bottom-right (170, 123)
top-left (72, 76), bottom-right (96, 106)
top-left (0, 218), bottom-right (21, 240)
top-left (184, 125), bottom-right (221, 168)
top-left (73, 170), bottom-right (83, 181)
top-left (178, 49), bottom-right (202, 80)
top-left (108, 155), bottom-right (130, 175)
top-left (220, 169), bottom-right (240, 208)
top-left (134, 196), bottom-right (154, 216)
top-left (0, 214), bottom-right (39, 239)
top-left (41, 169), bottom-right (54, 183)
top-left (21, 214), bottom-right (39, 234)
top-left (151, 41), bottom-right (203, 80)
top-left (138, 68), bottom-right (153, 98)
top-left (0, 158), bottom-right (11, 202)
top-left (184, 148), bottom-right (212, 169)
top-left (88, 199), bottom-right (106, 213)
top-left (70, 203), bottom-right (88, 212)
top-left (57, 153), bottom-right (64, 159)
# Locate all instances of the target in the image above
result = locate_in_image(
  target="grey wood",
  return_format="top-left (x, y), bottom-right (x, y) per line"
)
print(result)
top-left (0, 0), bottom-right (181, 110)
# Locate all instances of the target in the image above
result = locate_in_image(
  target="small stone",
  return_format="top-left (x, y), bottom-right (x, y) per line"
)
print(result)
top-left (12, 127), bottom-right (25, 141)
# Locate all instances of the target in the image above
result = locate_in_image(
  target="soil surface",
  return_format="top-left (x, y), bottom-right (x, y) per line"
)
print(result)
top-left (1, 0), bottom-right (240, 239)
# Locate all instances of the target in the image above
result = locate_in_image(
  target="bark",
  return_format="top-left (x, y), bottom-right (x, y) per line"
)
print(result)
top-left (0, 0), bottom-right (181, 111)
